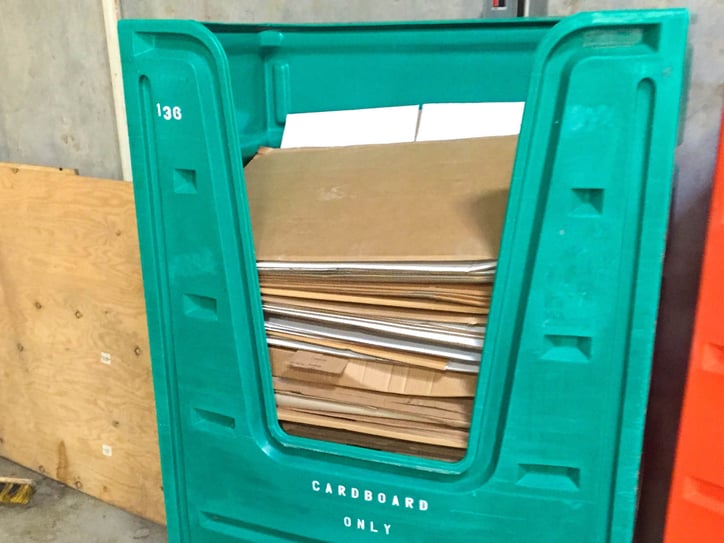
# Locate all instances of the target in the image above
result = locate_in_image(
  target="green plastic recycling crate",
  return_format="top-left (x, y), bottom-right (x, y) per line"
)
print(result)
top-left (119, 9), bottom-right (689, 543)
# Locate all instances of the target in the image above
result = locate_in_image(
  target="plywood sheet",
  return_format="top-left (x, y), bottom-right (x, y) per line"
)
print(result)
top-left (0, 165), bottom-right (164, 523)
top-left (0, 162), bottom-right (78, 175)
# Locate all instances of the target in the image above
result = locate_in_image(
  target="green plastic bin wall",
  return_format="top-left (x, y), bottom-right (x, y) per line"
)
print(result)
top-left (119, 10), bottom-right (688, 543)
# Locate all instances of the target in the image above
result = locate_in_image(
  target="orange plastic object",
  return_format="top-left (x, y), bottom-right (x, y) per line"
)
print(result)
top-left (664, 113), bottom-right (724, 543)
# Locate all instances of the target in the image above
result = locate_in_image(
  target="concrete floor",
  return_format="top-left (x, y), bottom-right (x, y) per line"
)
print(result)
top-left (0, 457), bottom-right (167, 543)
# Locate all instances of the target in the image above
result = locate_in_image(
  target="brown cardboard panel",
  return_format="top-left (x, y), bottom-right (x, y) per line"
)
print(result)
top-left (281, 423), bottom-right (464, 461)
top-left (320, 411), bottom-right (462, 433)
top-left (277, 396), bottom-right (449, 427)
top-left (268, 331), bottom-right (451, 371)
top-left (261, 288), bottom-right (487, 313)
top-left (286, 407), bottom-right (465, 433)
top-left (260, 280), bottom-right (492, 298)
top-left (263, 302), bottom-right (486, 331)
top-left (263, 297), bottom-right (488, 325)
top-left (244, 136), bottom-right (517, 262)
top-left (288, 350), bottom-right (349, 375)
top-left (264, 284), bottom-right (490, 305)
top-left (274, 378), bottom-right (472, 426)
top-left (264, 291), bottom-right (491, 308)
top-left (277, 408), bottom-right (467, 449)
top-left (267, 293), bottom-right (490, 307)
top-left (269, 347), bottom-right (477, 398)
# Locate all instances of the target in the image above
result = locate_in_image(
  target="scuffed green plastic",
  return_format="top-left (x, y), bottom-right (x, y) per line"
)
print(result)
top-left (119, 10), bottom-right (688, 543)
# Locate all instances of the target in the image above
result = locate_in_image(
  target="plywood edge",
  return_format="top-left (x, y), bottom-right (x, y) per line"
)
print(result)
top-left (0, 162), bottom-right (78, 175)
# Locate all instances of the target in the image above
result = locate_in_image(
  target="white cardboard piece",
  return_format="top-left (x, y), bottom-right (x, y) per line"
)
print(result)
top-left (416, 102), bottom-right (525, 141)
top-left (280, 105), bottom-right (420, 149)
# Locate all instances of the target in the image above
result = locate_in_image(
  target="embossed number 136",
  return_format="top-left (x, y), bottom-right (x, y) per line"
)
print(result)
top-left (156, 103), bottom-right (182, 121)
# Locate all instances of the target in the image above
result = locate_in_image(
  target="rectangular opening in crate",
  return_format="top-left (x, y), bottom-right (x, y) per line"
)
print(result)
top-left (243, 106), bottom-right (520, 462)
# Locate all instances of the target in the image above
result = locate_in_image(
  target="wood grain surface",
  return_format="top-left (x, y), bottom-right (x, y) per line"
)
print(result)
top-left (0, 165), bottom-right (164, 523)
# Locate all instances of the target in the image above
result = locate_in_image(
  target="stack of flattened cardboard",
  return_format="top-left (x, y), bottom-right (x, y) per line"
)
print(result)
top-left (244, 135), bottom-right (517, 461)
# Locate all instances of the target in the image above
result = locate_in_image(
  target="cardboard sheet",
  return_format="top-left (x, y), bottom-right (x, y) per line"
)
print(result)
top-left (258, 268), bottom-right (497, 284)
top-left (261, 287), bottom-right (487, 313)
top-left (266, 316), bottom-right (481, 362)
top-left (417, 102), bottom-right (525, 141)
top-left (267, 289), bottom-right (489, 306)
top-left (267, 331), bottom-right (452, 371)
top-left (269, 347), bottom-right (477, 398)
top-left (244, 136), bottom-right (516, 262)
top-left (277, 408), bottom-right (467, 449)
top-left (277, 394), bottom-right (445, 425)
top-left (287, 350), bottom-right (350, 375)
top-left (268, 336), bottom-right (383, 362)
top-left (264, 304), bottom-right (484, 348)
top-left (256, 260), bottom-right (497, 278)
top-left (281, 422), bottom-right (464, 461)
top-left (260, 279), bottom-right (492, 297)
top-left (274, 378), bottom-right (472, 427)
top-left (280, 106), bottom-right (420, 149)
top-left (263, 297), bottom-right (488, 325)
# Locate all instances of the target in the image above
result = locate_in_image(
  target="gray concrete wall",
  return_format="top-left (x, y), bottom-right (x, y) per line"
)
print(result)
top-left (547, 2), bottom-right (722, 542)
top-left (121, 0), bottom-right (487, 23)
top-left (0, 1), bottom-right (120, 178)
top-left (0, 1), bottom-right (485, 179)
